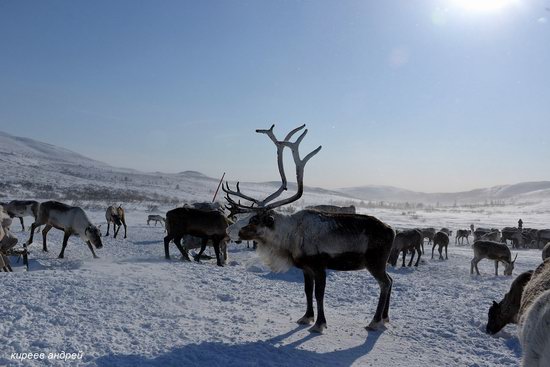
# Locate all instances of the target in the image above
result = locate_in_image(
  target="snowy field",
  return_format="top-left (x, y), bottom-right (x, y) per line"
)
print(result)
top-left (1, 207), bottom-right (548, 367)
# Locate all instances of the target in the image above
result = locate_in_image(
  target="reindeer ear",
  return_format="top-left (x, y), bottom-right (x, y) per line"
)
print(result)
top-left (265, 215), bottom-right (275, 228)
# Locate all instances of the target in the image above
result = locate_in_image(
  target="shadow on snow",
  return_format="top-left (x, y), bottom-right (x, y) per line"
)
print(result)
top-left (94, 326), bottom-right (383, 367)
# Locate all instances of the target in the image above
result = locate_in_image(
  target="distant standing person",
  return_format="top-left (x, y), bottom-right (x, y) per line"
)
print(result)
top-left (518, 219), bottom-right (523, 230)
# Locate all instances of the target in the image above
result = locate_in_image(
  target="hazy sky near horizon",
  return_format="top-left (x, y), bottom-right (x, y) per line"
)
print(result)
top-left (1, 0), bottom-right (549, 192)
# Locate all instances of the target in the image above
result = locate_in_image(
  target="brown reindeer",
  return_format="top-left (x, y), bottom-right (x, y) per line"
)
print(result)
top-left (105, 205), bottom-right (127, 239)
top-left (471, 240), bottom-right (517, 276)
top-left (163, 207), bottom-right (230, 266)
top-left (432, 231), bottom-right (449, 260)
top-left (388, 229), bottom-right (423, 267)
top-left (224, 124), bottom-right (394, 333)
top-left (486, 270), bottom-right (534, 334)
top-left (455, 229), bottom-right (471, 245)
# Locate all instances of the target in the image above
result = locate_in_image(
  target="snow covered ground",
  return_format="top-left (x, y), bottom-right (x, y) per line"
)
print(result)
top-left (1, 207), bottom-right (547, 367)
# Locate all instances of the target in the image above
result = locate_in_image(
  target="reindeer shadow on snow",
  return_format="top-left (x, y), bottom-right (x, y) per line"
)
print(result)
top-left (94, 325), bottom-right (383, 367)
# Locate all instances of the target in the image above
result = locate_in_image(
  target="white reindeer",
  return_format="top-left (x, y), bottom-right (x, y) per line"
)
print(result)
top-left (26, 201), bottom-right (103, 259)
top-left (224, 124), bottom-right (394, 333)
top-left (3, 200), bottom-right (40, 231)
top-left (518, 259), bottom-right (550, 367)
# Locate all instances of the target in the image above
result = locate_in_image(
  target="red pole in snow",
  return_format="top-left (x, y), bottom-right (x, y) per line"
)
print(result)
top-left (212, 172), bottom-right (225, 202)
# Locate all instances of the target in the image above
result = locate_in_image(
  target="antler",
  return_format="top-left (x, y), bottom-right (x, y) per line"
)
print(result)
top-left (223, 124), bottom-right (321, 213)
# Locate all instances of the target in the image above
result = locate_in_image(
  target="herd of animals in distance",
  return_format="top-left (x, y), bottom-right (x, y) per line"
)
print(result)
top-left (0, 125), bottom-right (549, 367)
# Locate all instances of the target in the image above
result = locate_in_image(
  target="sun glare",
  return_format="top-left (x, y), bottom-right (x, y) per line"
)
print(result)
top-left (451, 0), bottom-right (519, 12)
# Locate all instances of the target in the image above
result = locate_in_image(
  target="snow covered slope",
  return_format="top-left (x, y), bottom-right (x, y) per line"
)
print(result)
top-left (339, 181), bottom-right (550, 205)
top-left (0, 130), bottom-right (354, 207)
top-left (0, 208), bottom-right (544, 367)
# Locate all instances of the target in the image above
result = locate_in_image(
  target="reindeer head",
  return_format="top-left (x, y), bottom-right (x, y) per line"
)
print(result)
top-left (224, 124), bottom-right (321, 243)
top-left (504, 253), bottom-right (518, 276)
top-left (85, 225), bottom-right (103, 249)
top-left (486, 300), bottom-right (509, 334)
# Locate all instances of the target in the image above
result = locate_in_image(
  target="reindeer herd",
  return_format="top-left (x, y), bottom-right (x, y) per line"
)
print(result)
top-left (1, 124), bottom-right (549, 366)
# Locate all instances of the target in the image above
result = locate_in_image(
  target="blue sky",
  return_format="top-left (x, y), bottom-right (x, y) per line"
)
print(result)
top-left (1, 0), bottom-right (549, 192)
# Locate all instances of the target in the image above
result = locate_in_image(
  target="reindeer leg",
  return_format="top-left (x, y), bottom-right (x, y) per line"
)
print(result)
top-left (445, 245), bottom-right (448, 260)
top-left (19, 217), bottom-right (25, 232)
top-left (174, 236), bottom-right (190, 261)
top-left (105, 222), bottom-right (110, 237)
top-left (213, 239), bottom-right (223, 267)
top-left (42, 224), bottom-right (52, 252)
top-left (402, 249), bottom-right (406, 267)
top-left (414, 245), bottom-right (421, 267)
top-left (494, 261), bottom-right (498, 276)
top-left (431, 243), bottom-right (436, 259)
top-left (366, 260), bottom-right (392, 330)
top-left (58, 231), bottom-right (71, 259)
top-left (407, 248), bottom-right (415, 267)
top-left (123, 222), bottom-right (127, 239)
top-left (26, 222), bottom-right (37, 246)
top-left (164, 234), bottom-right (172, 259)
top-left (439, 246), bottom-right (443, 260)
top-left (86, 240), bottom-right (99, 259)
top-left (309, 268), bottom-right (327, 333)
top-left (421, 241), bottom-right (424, 254)
top-left (194, 238), bottom-right (208, 262)
top-left (114, 223), bottom-right (120, 239)
top-left (297, 270), bottom-right (314, 325)
top-left (475, 259), bottom-right (481, 275)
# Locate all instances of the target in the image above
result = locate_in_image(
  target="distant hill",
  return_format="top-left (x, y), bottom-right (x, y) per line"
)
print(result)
top-left (0, 130), bottom-right (354, 206)
top-left (338, 181), bottom-right (550, 204)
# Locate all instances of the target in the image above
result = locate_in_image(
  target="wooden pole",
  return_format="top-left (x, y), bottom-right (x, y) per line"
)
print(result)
top-left (212, 172), bottom-right (225, 202)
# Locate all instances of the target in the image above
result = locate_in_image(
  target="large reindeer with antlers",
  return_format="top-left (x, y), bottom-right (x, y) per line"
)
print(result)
top-left (224, 124), bottom-right (395, 333)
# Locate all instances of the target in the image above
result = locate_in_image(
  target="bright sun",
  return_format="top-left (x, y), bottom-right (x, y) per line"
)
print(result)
top-left (451, 0), bottom-right (519, 12)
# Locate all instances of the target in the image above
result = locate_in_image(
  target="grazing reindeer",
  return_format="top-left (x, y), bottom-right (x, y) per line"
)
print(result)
top-left (543, 242), bottom-right (550, 261)
top-left (486, 270), bottom-right (533, 334)
top-left (306, 205), bottom-right (356, 214)
top-left (421, 228), bottom-right (436, 246)
top-left (455, 229), bottom-right (471, 245)
top-left (432, 231), bottom-right (449, 260)
top-left (25, 201), bottom-right (103, 259)
top-left (147, 215), bottom-right (165, 227)
top-left (518, 259), bottom-right (550, 367)
top-left (224, 124), bottom-right (394, 333)
top-left (471, 241), bottom-right (517, 276)
top-left (388, 229), bottom-right (423, 267)
top-left (4, 200), bottom-right (40, 231)
top-left (105, 205), bottom-right (127, 239)
top-left (163, 207), bottom-right (230, 266)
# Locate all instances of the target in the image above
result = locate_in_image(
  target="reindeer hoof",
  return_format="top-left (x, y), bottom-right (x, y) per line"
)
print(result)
top-left (383, 317), bottom-right (390, 324)
top-left (296, 316), bottom-right (314, 325)
top-left (365, 320), bottom-right (385, 331)
top-left (308, 323), bottom-right (326, 333)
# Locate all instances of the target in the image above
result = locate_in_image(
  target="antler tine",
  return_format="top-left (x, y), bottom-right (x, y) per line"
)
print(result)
top-left (263, 129), bottom-right (322, 211)
top-left (222, 181), bottom-right (262, 206)
top-left (255, 124), bottom-right (307, 207)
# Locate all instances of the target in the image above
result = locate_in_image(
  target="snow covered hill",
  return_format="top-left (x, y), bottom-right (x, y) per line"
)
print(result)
top-left (0, 130), bottom-right (354, 208)
top-left (339, 181), bottom-right (550, 205)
